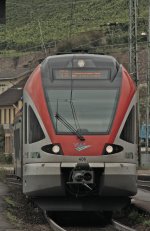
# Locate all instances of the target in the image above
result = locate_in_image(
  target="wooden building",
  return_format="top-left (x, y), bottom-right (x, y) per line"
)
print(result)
top-left (0, 52), bottom-right (44, 154)
top-left (0, 74), bottom-right (30, 154)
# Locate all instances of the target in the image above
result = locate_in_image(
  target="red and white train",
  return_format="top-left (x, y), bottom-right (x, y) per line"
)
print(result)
top-left (14, 53), bottom-right (137, 211)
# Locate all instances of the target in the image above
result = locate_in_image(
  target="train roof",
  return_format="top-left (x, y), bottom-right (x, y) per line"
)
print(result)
top-left (42, 53), bottom-right (119, 66)
top-left (41, 54), bottom-right (120, 82)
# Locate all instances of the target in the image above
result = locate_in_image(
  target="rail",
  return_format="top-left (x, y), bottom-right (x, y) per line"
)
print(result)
top-left (44, 211), bottom-right (66, 231)
top-left (44, 211), bottom-right (136, 231)
top-left (112, 220), bottom-right (136, 231)
top-left (137, 180), bottom-right (150, 191)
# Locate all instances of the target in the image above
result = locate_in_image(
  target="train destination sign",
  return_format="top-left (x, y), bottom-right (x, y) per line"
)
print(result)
top-left (53, 69), bottom-right (110, 80)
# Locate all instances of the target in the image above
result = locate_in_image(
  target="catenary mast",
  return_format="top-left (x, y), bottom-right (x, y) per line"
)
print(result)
top-left (146, 0), bottom-right (150, 154)
top-left (129, 0), bottom-right (140, 164)
top-left (129, 0), bottom-right (138, 83)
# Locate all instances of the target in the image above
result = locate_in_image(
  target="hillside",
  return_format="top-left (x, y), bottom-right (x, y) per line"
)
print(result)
top-left (0, 0), bottom-right (149, 123)
top-left (0, 0), bottom-right (148, 52)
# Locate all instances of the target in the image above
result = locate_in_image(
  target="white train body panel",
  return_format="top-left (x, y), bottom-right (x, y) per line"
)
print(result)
top-left (13, 54), bottom-right (138, 211)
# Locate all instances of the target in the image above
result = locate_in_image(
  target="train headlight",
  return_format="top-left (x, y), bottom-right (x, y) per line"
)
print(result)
top-left (41, 144), bottom-right (63, 155)
top-left (106, 145), bottom-right (113, 154)
top-left (103, 144), bottom-right (123, 155)
top-left (52, 145), bottom-right (60, 154)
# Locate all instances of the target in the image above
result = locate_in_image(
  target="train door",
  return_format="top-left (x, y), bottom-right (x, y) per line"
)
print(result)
top-left (14, 115), bottom-right (23, 178)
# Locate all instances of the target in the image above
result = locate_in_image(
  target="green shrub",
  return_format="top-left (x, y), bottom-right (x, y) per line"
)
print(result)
top-left (143, 220), bottom-right (150, 227)
top-left (0, 154), bottom-right (13, 164)
top-left (0, 0), bottom-right (147, 52)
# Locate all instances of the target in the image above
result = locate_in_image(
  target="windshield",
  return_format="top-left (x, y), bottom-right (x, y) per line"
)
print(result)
top-left (45, 89), bottom-right (119, 134)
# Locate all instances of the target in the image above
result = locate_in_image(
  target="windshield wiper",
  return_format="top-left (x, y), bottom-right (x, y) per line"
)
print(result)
top-left (55, 113), bottom-right (85, 141)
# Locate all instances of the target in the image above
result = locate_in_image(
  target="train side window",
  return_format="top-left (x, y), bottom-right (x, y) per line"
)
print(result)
top-left (120, 106), bottom-right (135, 144)
top-left (24, 103), bottom-right (27, 144)
top-left (28, 106), bottom-right (45, 143)
top-left (14, 129), bottom-right (20, 158)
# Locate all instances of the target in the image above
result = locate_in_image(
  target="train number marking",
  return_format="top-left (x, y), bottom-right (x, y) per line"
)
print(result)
top-left (78, 157), bottom-right (87, 162)
top-left (30, 152), bottom-right (41, 158)
top-left (125, 152), bottom-right (133, 159)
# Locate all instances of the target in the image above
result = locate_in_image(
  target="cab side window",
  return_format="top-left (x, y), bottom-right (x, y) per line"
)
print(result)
top-left (28, 106), bottom-right (45, 143)
top-left (120, 106), bottom-right (135, 144)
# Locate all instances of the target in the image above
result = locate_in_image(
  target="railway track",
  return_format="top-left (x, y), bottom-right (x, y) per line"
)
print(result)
top-left (138, 175), bottom-right (150, 191)
top-left (4, 172), bottom-right (149, 230)
top-left (137, 180), bottom-right (150, 191)
top-left (5, 174), bottom-right (22, 187)
top-left (44, 211), bottom-right (136, 231)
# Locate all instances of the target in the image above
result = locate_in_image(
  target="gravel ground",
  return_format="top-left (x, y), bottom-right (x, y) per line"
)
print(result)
top-left (3, 183), bottom-right (51, 231)
top-left (4, 185), bottom-right (116, 231)
top-left (115, 206), bottom-right (150, 231)
top-left (2, 179), bottom-right (150, 231)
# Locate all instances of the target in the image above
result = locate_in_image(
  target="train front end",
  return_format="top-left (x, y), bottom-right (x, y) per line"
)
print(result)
top-left (23, 54), bottom-right (137, 211)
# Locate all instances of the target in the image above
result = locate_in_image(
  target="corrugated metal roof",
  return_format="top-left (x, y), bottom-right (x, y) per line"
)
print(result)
top-left (0, 78), bottom-right (28, 106)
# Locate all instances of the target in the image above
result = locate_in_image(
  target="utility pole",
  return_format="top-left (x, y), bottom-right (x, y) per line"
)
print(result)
top-left (129, 0), bottom-right (138, 84)
top-left (129, 0), bottom-right (140, 165)
top-left (146, 0), bottom-right (150, 154)
top-left (38, 20), bottom-right (47, 57)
